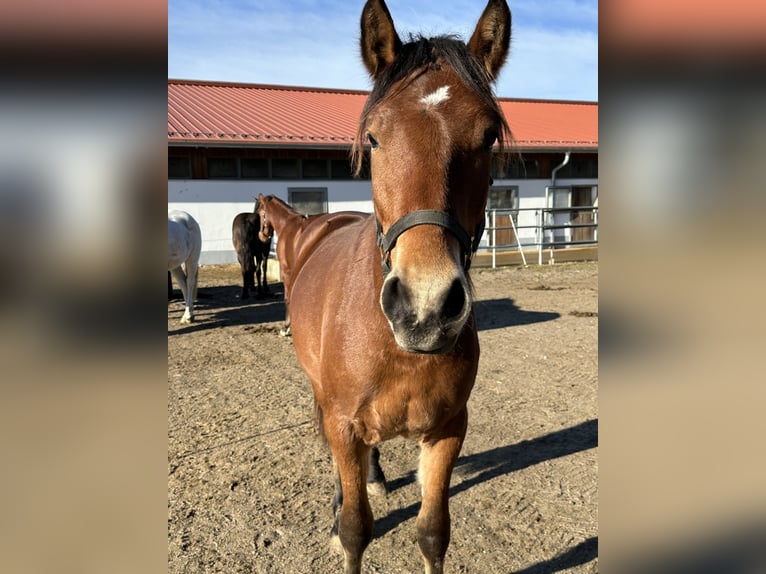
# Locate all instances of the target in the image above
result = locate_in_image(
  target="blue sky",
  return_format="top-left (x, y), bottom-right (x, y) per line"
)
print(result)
top-left (168, 0), bottom-right (597, 101)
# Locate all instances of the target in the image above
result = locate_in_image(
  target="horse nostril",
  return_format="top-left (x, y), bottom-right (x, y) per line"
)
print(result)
top-left (442, 279), bottom-right (467, 321)
top-left (381, 276), bottom-right (412, 324)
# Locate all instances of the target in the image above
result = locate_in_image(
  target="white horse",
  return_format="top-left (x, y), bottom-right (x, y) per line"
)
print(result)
top-left (168, 210), bottom-right (202, 324)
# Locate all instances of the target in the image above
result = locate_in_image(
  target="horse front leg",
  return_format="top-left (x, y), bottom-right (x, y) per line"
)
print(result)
top-left (279, 300), bottom-right (292, 337)
top-left (331, 447), bottom-right (385, 551)
top-left (416, 408), bottom-right (468, 574)
top-left (326, 433), bottom-right (373, 574)
top-left (367, 446), bottom-right (388, 497)
top-left (330, 458), bottom-right (343, 546)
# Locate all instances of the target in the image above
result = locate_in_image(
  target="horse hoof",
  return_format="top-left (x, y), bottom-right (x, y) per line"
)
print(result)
top-left (279, 327), bottom-right (291, 337)
top-left (180, 316), bottom-right (193, 324)
top-left (366, 480), bottom-right (388, 497)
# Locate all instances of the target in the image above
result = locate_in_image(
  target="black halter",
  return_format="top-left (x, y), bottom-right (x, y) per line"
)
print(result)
top-left (375, 210), bottom-right (485, 276)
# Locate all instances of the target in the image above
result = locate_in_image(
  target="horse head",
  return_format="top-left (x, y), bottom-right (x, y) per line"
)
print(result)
top-left (356, 0), bottom-right (511, 354)
top-left (256, 195), bottom-right (274, 243)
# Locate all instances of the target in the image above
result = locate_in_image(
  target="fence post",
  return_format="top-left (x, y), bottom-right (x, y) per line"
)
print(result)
top-left (492, 209), bottom-right (497, 269)
top-left (537, 209), bottom-right (543, 266)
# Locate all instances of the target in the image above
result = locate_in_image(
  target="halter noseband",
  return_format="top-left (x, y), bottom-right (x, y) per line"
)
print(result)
top-left (375, 210), bottom-right (485, 276)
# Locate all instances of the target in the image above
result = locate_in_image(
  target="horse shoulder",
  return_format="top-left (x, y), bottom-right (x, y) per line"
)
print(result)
top-left (288, 218), bottom-right (377, 380)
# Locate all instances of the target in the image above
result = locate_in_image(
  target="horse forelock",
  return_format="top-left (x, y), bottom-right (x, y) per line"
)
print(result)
top-left (352, 34), bottom-right (512, 175)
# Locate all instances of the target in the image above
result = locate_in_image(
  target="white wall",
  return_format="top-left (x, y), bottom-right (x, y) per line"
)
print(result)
top-left (168, 177), bottom-right (596, 264)
top-left (168, 179), bottom-right (373, 264)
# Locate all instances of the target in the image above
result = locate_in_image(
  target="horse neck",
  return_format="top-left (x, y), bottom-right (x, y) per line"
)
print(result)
top-left (267, 200), bottom-right (304, 238)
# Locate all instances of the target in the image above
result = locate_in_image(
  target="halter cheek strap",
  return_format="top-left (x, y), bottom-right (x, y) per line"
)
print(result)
top-left (375, 210), bottom-right (484, 276)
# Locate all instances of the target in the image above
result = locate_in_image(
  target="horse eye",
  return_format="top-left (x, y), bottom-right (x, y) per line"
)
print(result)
top-left (483, 130), bottom-right (498, 150)
top-left (367, 133), bottom-right (379, 149)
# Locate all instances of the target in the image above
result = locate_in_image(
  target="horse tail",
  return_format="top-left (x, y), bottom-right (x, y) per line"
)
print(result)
top-left (233, 217), bottom-right (256, 271)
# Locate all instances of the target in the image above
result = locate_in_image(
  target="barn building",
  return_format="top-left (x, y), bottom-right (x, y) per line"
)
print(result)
top-left (168, 79), bottom-right (598, 265)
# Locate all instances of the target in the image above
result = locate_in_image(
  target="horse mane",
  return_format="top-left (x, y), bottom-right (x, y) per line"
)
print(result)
top-left (352, 34), bottom-right (512, 175)
top-left (263, 194), bottom-right (310, 219)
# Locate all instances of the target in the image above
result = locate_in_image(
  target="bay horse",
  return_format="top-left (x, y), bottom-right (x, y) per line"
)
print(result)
top-left (255, 194), bottom-right (306, 337)
top-left (262, 1), bottom-right (511, 572)
top-left (232, 199), bottom-right (273, 299)
top-left (168, 210), bottom-right (202, 324)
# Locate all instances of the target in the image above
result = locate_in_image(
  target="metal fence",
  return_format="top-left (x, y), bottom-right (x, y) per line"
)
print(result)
top-left (482, 206), bottom-right (598, 267)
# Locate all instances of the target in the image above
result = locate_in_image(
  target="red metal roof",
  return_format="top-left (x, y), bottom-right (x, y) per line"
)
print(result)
top-left (168, 79), bottom-right (597, 151)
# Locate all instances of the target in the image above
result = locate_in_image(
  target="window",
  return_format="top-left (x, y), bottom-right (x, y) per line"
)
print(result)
top-left (570, 186), bottom-right (597, 243)
top-left (546, 185), bottom-right (596, 245)
top-left (208, 157), bottom-right (238, 178)
top-left (488, 186), bottom-right (518, 210)
top-left (487, 186), bottom-right (519, 247)
top-left (302, 159), bottom-right (329, 179)
top-left (556, 157), bottom-right (598, 178)
top-left (493, 156), bottom-right (539, 179)
top-left (272, 158), bottom-right (300, 179)
top-left (330, 159), bottom-right (354, 180)
top-left (288, 188), bottom-right (328, 215)
top-left (241, 158), bottom-right (269, 179)
top-left (168, 156), bottom-right (192, 179)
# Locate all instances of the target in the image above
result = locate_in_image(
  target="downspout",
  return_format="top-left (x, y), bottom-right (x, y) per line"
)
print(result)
top-left (546, 152), bottom-right (571, 210)
top-left (541, 152), bottom-right (571, 264)
top-left (551, 151), bottom-right (571, 189)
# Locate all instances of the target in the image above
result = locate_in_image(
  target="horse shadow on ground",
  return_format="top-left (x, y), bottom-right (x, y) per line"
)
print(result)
top-left (168, 284), bottom-right (288, 336)
top-left (473, 298), bottom-right (560, 331)
top-left (169, 290), bottom-right (557, 336)
top-left (512, 536), bottom-right (598, 574)
top-left (377, 419), bottom-right (598, 572)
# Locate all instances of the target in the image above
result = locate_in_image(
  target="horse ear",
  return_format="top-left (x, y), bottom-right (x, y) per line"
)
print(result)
top-left (360, 0), bottom-right (402, 79)
top-left (467, 0), bottom-right (511, 80)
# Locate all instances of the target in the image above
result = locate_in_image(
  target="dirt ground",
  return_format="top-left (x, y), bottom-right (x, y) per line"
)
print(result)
top-left (168, 261), bottom-right (598, 574)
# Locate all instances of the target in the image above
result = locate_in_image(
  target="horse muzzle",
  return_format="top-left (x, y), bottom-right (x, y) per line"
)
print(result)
top-left (380, 270), bottom-right (472, 354)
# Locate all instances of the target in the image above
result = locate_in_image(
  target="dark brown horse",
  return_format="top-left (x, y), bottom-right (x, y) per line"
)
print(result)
top-left (232, 199), bottom-right (273, 299)
top-left (261, 1), bottom-right (511, 572)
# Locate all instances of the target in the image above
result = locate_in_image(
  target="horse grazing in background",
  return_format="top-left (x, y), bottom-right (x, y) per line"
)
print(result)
top-left (168, 210), bottom-right (202, 324)
top-left (262, 1), bottom-right (511, 572)
top-left (232, 199), bottom-right (273, 299)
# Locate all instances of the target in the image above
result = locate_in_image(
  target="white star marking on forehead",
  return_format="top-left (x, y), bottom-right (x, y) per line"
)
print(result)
top-left (420, 85), bottom-right (451, 107)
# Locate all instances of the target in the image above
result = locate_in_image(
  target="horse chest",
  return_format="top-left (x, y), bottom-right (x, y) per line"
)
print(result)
top-left (357, 372), bottom-right (471, 443)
